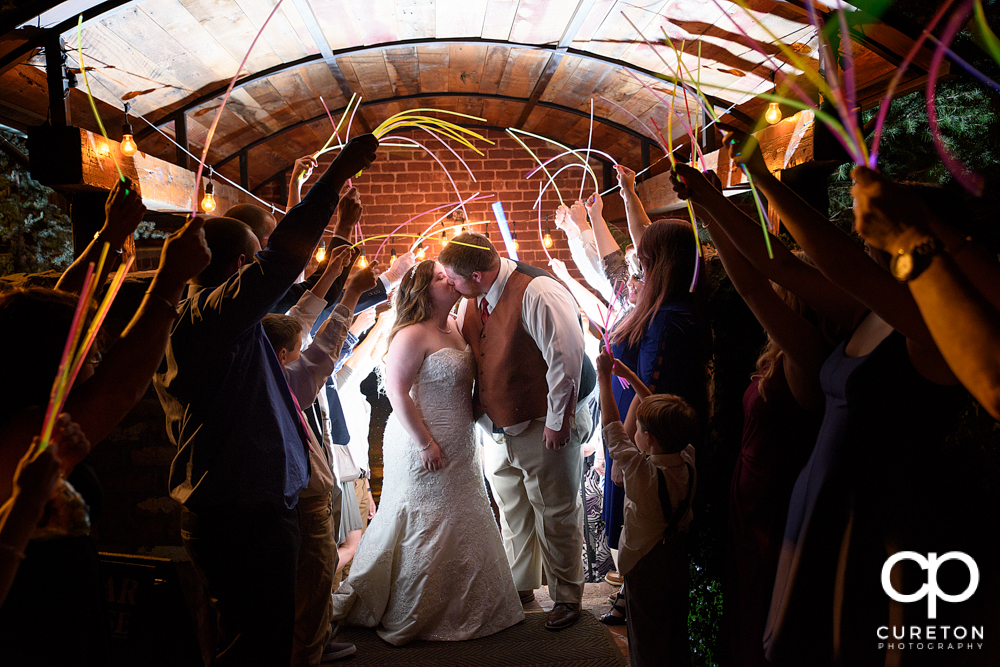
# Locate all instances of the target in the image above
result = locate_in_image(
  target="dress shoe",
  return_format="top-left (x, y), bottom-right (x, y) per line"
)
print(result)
top-left (545, 602), bottom-right (581, 631)
top-left (518, 589), bottom-right (535, 604)
top-left (320, 638), bottom-right (356, 662)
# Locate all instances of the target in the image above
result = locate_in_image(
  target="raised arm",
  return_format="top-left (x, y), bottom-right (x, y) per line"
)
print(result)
top-left (287, 156), bottom-right (318, 210)
top-left (57, 178), bottom-right (145, 295)
top-left (548, 257), bottom-right (608, 325)
top-left (384, 326), bottom-right (442, 472)
top-left (670, 163), bottom-right (865, 331)
top-left (615, 165), bottom-right (651, 248)
top-left (853, 167), bottom-right (1000, 418)
top-left (583, 193), bottom-right (622, 260)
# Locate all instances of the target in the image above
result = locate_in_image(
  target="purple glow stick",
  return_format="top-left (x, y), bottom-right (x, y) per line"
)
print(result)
top-left (382, 134), bottom-right (470, 222)
top-left (408, 195), bottom-right (496, 251)
top-left (927, 0), bottom-right (984, 195)
top-left (624, 68), bottom-right (707, 167)
top-left (373, 189), bottom-right (484, 260)
top-left (191, 0), bottom-right (285, 216)
top-left (538, 181), bottom-right (553, 262)
top-left (412, 126), bottom-right (478, 182)
top-left (533, 163), bottom-right (595, 210)
top-left (869, 0), bottom-right (955, 166)
top-left (526, 148), bottom-right (619, 179)
top-left (599, 95), bottom-right (663, 149)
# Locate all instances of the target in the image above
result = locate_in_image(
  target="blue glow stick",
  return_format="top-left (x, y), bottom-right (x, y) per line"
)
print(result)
top-left (491, 202), bottom-right (519, 261)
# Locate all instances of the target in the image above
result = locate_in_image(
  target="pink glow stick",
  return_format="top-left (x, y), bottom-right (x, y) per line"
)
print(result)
top-left (382, 134), bottom-right (471, 221)
top-left (39, 265), bottom-right (95, 450)
top-left (580, 99), bottom-right (594, 201)
top-left (599, 95), bottom-right (663, 150)
top-left (927, 1), bottom-right (984, 195)
top-left (533, 163), bottom-right (595, 210)
top-left (319, 95), bottom-right (352, 187)
top-left (624, 68), bottom-right (706, 167)
top-left (372, 192), bottom-right (484, 259)
top-left (526, 148), bottom-right (618, 180)
top-left (412, 126), bottom-right (478, 182)
top-left (191, 0), bottom-right (286, 216)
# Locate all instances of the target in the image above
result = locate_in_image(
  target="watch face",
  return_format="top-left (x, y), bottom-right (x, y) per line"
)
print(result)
top-left (894, 253), bottom-right (913, 280)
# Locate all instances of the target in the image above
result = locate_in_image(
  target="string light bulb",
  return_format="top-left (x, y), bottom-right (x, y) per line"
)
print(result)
top-left (390, 247), bottom-right (397, 263)
top-left (201, 181), bottom-right (216, 213)
top-left (765, 102), bottom-right (782, 125)
top-left (512, 232), bottom-right (519, 251)
top-left (357, 253), bottom-right (368, 269)
top-left (120, 104), bottom-right (137, 157)
top-left (416, 243), bottom-right (426, 260)
top-left (315, 240), bottom-right (326, 263)
top-left (441, 230), bottom-right (448, 246)
top-left (543, 228), bottom-right (553, 248)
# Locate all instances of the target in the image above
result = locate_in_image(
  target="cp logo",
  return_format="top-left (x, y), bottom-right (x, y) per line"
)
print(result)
top-left (882, 551), bottom-right (979, 619)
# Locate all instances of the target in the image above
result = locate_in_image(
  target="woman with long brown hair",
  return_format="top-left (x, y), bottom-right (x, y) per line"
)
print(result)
top-left (331, 259), bottom-right (523, 645)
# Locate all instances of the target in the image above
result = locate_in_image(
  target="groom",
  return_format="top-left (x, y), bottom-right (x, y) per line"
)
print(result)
top-left (440, 233), bottom-right (596, 631)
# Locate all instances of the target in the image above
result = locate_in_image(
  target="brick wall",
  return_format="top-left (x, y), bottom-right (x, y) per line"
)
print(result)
top-left (254, 128), bottom-right (626, 290)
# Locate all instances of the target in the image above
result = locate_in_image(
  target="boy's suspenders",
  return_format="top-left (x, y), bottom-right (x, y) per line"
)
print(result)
top-left (656, 462), bottom-right (695, 540)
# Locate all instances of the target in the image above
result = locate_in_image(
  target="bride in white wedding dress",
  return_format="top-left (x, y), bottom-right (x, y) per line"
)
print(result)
top-left (330, 260), bottom-right (524, 646)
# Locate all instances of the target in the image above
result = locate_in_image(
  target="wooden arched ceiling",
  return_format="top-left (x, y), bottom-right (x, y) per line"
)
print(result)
top-left (1, 0), bottom-right (927, 191)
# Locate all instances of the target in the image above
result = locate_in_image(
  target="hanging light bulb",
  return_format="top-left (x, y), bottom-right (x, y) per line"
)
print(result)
top-left (201, 181), bottom-right (216, 213)
top-left (357, 253), bottom-right (368, 269)
top-left (512, 232), bottom-right (519, 251)
top-left (441, 230), bottom-right (448, 246)
top-left (765, 102), bottom-right (782, 125)
top-left (120, 104), bottom-right (137, 157)
top-left (315, 240), bottom-right (326, 262)
top-left (390, 247), bottom-right (397, 263)
top-left (543, 227), bottom-right (553, 248)
top-left (460, 225), bottom-right (466, 235)
top-left (416, 243), bottom-right (426, 260)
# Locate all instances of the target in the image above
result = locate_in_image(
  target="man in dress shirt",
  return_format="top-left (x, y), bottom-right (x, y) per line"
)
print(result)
top-left (153, 136), bottom-right (377, 666)
top-left (440, 233), bottom-right (596, 631)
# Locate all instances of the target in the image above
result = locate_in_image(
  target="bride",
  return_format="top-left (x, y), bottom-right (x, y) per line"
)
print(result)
top-left (330, 260), bottom-right (524, 645)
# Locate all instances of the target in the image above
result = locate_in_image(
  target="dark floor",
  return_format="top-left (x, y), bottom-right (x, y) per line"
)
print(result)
top-left (530, 581), bottom-right (629, 665)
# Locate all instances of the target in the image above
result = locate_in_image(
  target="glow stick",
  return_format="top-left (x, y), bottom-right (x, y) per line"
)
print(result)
top-left (38, 265), bottom-right (95, 451)
top-left (508, 128), bottom-right (601, 186)
top-left (924, 32), bottom-right (1000, 93)
top-left (599, 95), bottom-right (663, 150)
top-left (741, 165), bottom-right (774, 259)
top-left (373, 191), bottom-right (484, 259)
top-left (623, 68), bottom-right (706, 166)
top-left (352, 234), bottom-right (488, 252)
top-left (491, 202), bottom-right (518, 260)
top-left (410, 126), bottom-right (478, 181)
top-left (538, 181), bottom-right (553, 262)
top-left (533, 163), bottom-right (597, 210)
top-left (345, 95), bottom-right (362, 142)
top-left (314, 93), bottom-right (358, 158)
top-left (191, 0), bottom-right (286, 216)
top-left (374, 117), bottom-right (488, 154)
top-left (319, 95), bottom-right (351, 187)
top-left (869, 0), bottom-right (955, 166)
top-left (755, 92), bottom-right (859, 159)
top-left (927, 1), bottom-right (985, 195)
top-left (526, 148), bottom-right (618, 180)
top-left (407, 195), bottom-right (496, 251)
top-left (974, 0), bottom-right (1000, 66)
top-left (65, 256), bottom-right (134, 392)
top-left (78, 16), bottom-right (123, 182)
top-left (381, 135), bottom-right (471, 221)
top-left (580, 99), bottom-right (594, 201)
top-left (507, 130), bottom-right (565, 206)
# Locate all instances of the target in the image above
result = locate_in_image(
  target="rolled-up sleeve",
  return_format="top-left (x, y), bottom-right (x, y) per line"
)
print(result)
top-left (522, 277), bottom-right (585, 431)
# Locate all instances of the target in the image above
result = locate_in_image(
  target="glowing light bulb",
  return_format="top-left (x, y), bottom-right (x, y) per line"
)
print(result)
top-left (441, 231), bottom-right (448, 246)
top-left (315, 241), bottom-right (326, 262)
top-left (201, 181), bottom-right (216, 213)
top-left (120, 121), bottom-right (137, 157)
top-left (390, 248), bottom-right (397, 263)
top-left (765, 102), bottom-right (782, 125)
top-left (357, 254), bottom-right (368, 269)
top-left (512, 233), bottom-right (519, 251)
top-left (416, 243), bottom-right (426, 260)
top-left (543, 228), bottom-right (553, 248)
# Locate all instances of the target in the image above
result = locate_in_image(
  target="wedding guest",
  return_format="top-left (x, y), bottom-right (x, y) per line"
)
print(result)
top-left (153, 136), bottom-right (377, 666)
top-left (852, 166), bottom-right (1000, 420)
top-left (596, 348), bottom-right (697, 667)
top-left (554, 201), bottom-right (614, 301)
top-left (671, 126), bottom-right (966, 666)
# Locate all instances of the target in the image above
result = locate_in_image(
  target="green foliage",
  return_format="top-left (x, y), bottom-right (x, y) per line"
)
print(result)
top-left (0, 130), bottom-right (74, 277)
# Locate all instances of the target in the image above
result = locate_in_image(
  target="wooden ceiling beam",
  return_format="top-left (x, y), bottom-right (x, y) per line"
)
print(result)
top-left (210, 91), bottom-right (652, 172)
top-left (131, 37), bottom-right (754, 142)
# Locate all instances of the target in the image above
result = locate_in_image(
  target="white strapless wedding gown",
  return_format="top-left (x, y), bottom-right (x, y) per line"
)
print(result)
top-left (330, 346), bottom-right (524, 646)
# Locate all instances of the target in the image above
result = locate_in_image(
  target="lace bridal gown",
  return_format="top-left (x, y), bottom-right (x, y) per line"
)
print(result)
top-left (331, 346), bottom-right (524, 645)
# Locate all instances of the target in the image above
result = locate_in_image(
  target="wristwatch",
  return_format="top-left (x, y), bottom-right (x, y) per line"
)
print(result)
top-left (890, 236), bottom-right (942, 282)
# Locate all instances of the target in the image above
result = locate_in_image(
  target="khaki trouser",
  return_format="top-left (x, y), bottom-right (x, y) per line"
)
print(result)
top-left (291, 487), bottom-right (340, 667)
top-left (486, 417), bottom-right (588, 605)
top-left (336, 478), bottom-right (370, 585)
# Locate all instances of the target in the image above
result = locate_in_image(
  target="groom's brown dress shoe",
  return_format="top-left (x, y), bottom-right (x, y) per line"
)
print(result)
top-left (518, 589), bottom-right (535, 604)
top-left (545, 602), bottom-right (581, 630)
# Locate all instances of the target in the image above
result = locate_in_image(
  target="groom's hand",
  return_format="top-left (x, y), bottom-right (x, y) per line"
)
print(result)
top-left (543, 421), bottom-right (572, 451)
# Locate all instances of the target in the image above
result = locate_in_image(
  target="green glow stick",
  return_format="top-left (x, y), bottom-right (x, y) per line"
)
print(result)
top-left (78, 15), bottom-right (124, 181)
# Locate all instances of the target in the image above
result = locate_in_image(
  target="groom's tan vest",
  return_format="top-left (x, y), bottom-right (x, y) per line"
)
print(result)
top-left (463, 264), bottom-right (550, 429)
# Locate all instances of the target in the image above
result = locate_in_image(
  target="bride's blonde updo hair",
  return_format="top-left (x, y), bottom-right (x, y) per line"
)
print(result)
top-left (385, 259), bottom-right (437, 351)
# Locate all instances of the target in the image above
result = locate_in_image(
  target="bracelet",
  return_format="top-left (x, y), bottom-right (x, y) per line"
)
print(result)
top-left (418, 440), bottom-right (434, 451)
top-left (0, 543), bottom-right (26, 561)
top-left (93, 231), bottom-right (124, 255)
top-left (145, 289), bottom-right (179, 314)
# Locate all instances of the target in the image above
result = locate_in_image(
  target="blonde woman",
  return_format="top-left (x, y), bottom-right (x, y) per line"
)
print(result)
top-left (330, 260), bottom-right (523, 645)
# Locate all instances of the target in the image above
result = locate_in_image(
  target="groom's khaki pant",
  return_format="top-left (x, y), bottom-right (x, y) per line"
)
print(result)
top-left (487, 418), bottom-right (587, 605)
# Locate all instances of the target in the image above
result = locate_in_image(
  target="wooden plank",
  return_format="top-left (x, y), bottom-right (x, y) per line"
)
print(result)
top-left (447, 44), bottom-right (487, 93)
top-left (233, 0), bottom-right (311, 62)
top-left (435, 0), bottom-right (488, 38)
top-left (497, 48), bottom-right (551, 99)
top-left (383, 46), bottom-right (420, 97)
top-left (310, 0), bottom-right (365, 50)
top-left (396, 0), bottom-right (436, 40)
top-left (477, 45), bottom-right (511, 95)
top-left (513, 51), bottom-right (561, 128)
top-left (508, 0), bottom-right (580, 45)
top-left (339, 53), bottom-right (393, 100)
top-left (481, 0), bottom-right (519, 41)
top-left (240, 79), bottom-right (301, 129)
top-left (346, 0), bottom-right (399, 44)
top-left (267, 68), bottom-right (324, 120)
top-left (274, 0), bottom-right (324, 55)
top-left (138, 0), bottom-right (240, 79)
top-left (177, 0), bottom-right (283, 73)
top-left (416, 45), bottom-right (449, 93)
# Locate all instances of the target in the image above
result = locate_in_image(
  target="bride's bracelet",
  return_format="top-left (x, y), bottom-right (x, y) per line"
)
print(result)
top-left (418, 440), bottom-right (435, 451)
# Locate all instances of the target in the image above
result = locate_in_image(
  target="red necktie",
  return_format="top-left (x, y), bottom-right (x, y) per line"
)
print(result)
top-left (480, 298), bottom-right (490, 326)
top-left (286, 382), bottom-right (314, 452)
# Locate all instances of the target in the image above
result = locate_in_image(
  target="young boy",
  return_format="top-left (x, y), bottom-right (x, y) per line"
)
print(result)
top-left (596, 348), bottom-right (698, 667)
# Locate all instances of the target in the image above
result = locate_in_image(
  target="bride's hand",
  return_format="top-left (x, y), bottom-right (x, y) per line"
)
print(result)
top-left (420, 440), bottom-right (443, 472)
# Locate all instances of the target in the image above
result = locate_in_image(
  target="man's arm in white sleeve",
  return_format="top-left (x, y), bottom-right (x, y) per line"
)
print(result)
top-left (568, 229), bottom-right (614, 302)
top-left (522, 278), bottom-right (585, 431)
